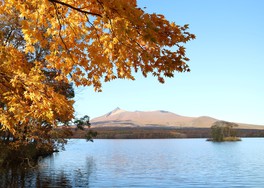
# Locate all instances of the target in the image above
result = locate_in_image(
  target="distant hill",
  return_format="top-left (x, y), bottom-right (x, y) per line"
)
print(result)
top-left (91, 108), bottom-right (264, 129)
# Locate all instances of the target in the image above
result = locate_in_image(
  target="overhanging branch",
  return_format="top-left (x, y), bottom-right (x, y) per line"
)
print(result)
top-left (48, 0), bottom-right (102, 17)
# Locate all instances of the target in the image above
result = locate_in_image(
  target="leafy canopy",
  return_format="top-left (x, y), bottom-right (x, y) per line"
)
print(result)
top-left (1, 0), bottom-right (195, 89)
top-left (0, 0), bottom-right (195, 138)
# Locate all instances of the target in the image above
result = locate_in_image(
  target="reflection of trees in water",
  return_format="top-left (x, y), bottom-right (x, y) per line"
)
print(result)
top-left (0, 157), bottom-right (96, 187)
top-left (0, 168), bottom-right (38, 188)
top-left (0, 168), bottom-right (71, 188)
top-left (37, 171), bottom-right (72, 188)
top-left (87, 157), bottom-right (97, 185)
top-left (73, 157), bottom-right (96, 187)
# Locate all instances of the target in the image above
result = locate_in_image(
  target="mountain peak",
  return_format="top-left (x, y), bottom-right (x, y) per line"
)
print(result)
top-left (105, 107), bottom-right (125, 117)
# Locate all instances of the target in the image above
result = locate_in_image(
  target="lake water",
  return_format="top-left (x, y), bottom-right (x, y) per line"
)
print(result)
top-left (1, 138), bottom-right (264, 187)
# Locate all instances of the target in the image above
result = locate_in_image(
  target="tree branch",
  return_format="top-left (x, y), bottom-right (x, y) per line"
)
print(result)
top-left (48, 0), bottom-right (102, 17)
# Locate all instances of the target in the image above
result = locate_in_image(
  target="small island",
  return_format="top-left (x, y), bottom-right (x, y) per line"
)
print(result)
top-left (207, 121), bottom-right (241, 142)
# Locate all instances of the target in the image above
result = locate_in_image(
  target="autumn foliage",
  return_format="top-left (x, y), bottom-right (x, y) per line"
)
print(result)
top-left (0, 0), bottom-right (195, 156)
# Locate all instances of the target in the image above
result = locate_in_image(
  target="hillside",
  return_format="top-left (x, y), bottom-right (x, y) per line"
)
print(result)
top-left (91, 108), bottom-right (264, 129)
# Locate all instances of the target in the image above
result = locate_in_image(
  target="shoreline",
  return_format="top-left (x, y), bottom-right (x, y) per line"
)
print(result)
top-left (65, 127), bottom-right (264, 139)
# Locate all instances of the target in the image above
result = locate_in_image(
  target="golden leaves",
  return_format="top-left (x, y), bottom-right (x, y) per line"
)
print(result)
top-left (1, 0), bottom-right (195, 85)
top-left (0, 46), bottom-right (74, 132)
top-left (1, 0), bottom-right (195, 138)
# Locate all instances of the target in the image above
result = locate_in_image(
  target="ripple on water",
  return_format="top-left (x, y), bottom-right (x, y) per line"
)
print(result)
top-left (1, 138), bottom-right (264, 187)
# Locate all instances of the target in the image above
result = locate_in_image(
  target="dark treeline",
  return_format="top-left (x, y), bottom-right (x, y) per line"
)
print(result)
top-left (67, 127), bottom-right (264, 139)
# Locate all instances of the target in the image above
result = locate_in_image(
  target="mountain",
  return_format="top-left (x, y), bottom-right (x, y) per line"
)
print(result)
top-left (91, 108), bottom-right (214, 128)
top-left (91, 108), bottom-right (264, 129)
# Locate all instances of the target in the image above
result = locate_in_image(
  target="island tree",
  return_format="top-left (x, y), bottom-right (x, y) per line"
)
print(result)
top-left (209, 121), bottom-right (240, 142)
top-left (0, 0), bottom-right (195, 162)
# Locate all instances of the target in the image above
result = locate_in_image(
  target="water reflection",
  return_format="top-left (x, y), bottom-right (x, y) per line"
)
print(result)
top-left (2, 139), bottom-right (264, 187)
top-left (0, 155), bottom-right (96, 188)
top-left (0, 167), bottom-right (70, 188)
top-left (71, 156), bottom-right (96, 187)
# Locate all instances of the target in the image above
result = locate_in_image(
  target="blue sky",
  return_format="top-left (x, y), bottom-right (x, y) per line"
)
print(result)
top-left (74, 0), bottom-right (264, 125)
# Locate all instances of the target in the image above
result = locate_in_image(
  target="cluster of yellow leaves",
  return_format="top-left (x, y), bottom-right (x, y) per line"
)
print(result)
top-left (1, 0), bottom-right (195, 91)
top-left (0, 0), bottom-right (195, 142)
top-left (0, 46), bottom-right (74, 135)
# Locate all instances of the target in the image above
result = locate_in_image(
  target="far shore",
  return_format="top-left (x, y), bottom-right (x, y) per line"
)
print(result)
top-left (57, 127), bottom-right (264, 139)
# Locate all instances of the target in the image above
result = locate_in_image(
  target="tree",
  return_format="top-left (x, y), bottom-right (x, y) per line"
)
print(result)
top-left (210, 121), bottom-right (239, 142)
top-left (73, 115), bottom-right (97, 142)
top-left (0, 11), bottom-right (76, 157)
top-left (0, 0), bottom-right (195, 155)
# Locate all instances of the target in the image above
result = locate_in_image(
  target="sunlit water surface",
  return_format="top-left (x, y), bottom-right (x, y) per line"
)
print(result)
top-left (1, 138), bottom-right (264, 187)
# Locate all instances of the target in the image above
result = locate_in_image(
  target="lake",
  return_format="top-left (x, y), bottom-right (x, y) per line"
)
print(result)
top-left (1, 138), bottom-right (264, 187)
